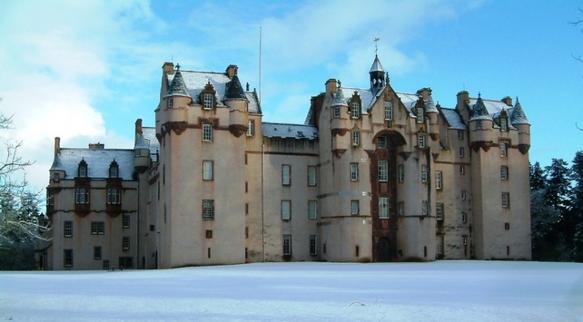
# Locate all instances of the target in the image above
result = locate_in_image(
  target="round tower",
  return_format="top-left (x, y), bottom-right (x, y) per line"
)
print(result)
top-left (223, 65), bottom-right (249, 137)
top-left (469, 95), bottom-right (494, 148)
top-left (510, 98), bottom-right (530, 154)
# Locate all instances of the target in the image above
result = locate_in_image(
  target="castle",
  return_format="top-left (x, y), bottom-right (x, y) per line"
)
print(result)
top-left (42, 55), bottom-right (532, 269)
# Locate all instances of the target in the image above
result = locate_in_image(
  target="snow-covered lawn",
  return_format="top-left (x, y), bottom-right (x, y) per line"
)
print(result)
top-left (1, 261), bottom-right (582, 322)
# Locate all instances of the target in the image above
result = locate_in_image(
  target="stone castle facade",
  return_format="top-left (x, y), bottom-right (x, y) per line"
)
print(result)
top-left (42, 55), bottom-right (532, 270)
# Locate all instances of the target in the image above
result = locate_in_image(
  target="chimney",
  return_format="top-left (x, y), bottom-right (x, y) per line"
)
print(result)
top-left (88, 143), bottom-right (104, 150)
top-left (226, 64), bottom-right (238, 78)
top-left (162, 62), bottom-right (175, 75)
top-left (135, 118), bottom-right (143, 135)
top-left (416, 87), bottom-right (432, 99)
top-left (54, 137), bottom-right (60, 156)
top-left (501, 96), bottom-right (513, 106)
top-left (325, 79), bottom-right (338, 94)
top-left (456, 90), bottom-right (469, 108)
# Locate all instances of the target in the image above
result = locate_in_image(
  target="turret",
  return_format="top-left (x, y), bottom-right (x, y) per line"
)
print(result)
top-left (369, 55), bottom-right (385, 94)
top-left (417, 88), bottom-right (439, 138)
top-left (49, 137), bottom-right (65, 183)
top-left (164, 64), bottom-right (192, 111)
top-left (134, 119), bottom-right (150, 172)
top-left (469, 95), bottom-right (494, 148)
top-left (224, 65), bottom-right (249, 137)
top-left (510, 98), bottom-right (530, 154)
top-left (330, 86), bottom-right (349, 151)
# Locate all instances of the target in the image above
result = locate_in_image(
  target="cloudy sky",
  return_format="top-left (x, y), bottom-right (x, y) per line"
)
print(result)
top-left (0, 0), bottom-right (582, 193)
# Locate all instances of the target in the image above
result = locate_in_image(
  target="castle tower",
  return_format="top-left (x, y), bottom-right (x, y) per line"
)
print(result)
top-left (369, 55), bottom-right (385, 94)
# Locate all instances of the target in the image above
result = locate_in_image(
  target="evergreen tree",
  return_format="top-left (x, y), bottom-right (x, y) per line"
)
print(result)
top-left (544, 159), bottom-right (572, 212)
top-left (570, 151), bottom-right (583, 261)
top-left (530, 162), bottom-right (546, 191)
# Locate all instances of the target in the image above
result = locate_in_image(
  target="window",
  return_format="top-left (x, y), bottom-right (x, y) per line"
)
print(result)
top-left (500, 142), bottom-right (508, 158)
top-left (502, 192), bottom-right (510, 208)
top-left (378, 160), bottom-right (388, 182)
top-left (459, 147), bottom-right (465, 158)
top-left (109, 161), bottom-right (119, 178)
top-left (122, 237), bottom-right (130, 251)
top-left (245, 227), bottom-right (249, 239)
top-left (122, 214), bottom-right (130, 230)
top-left (282, 165), bottom-right (291, 186)
top-left (384, 101), bottom-right (393, 121)
top-left (333, 106), bottom-right (340, 119)
top-left (203, 93), bottom-right (214, 109)
top-left (106, 187), bottom-right (121, 205)
top-left (307, 200), bottom-right (318, 220)
top-left (462, 212), bottom-right (467, 224)
top-left (202, 123), bottom-right (213, 142)
top-left (463, 236), bottom-right (468, 246)
top-left (202, 160), bottom-right (214, 181)
top-left (422, 200), bottom-right (429, 216)
top-left (166, 97), bottom-right (173, 109)
top-left (355, 245), bottom-right (360, 257)
top-left (459, 165), bottom-right (466, 175)
top-left (351, 200), bottom-right (360, 216)
top-left (245, 203), bottom-right (249, 215)
top-left (505, 222), bottom-right (510, 230)
top-left (416, 106), bottom-right (424, 123)
top-left (461, 190), bottom-right (467, 201)
top-left (281, 200), bottom-right (291, 221)
top-left (418, 134), bottom-right (426, 148)
top-left (436, 203), bottom-right (444, 220)
top-left (75, 187), bottom-right (89, 205)
top-left (103, 260), bottom-right (110, 270)
top-left (421, 165), bottom-right (428, 183)
top-left (206, 230), bottom-right (213, 239)
top-left (398, 201), bottom-right (404, 217)
top-left (501, 166), bottom-right (509, 181)
top-left (309, 235), bottom-right (317, 256)
top-left (457, 130), bottom-right (464, 140)
top-left (247, 120), bottom-right (255, 137)
top-left (307, 166), bottom-right (317, 187)
top-left (78, 160), bottom-right (88, 177)
top-left (500, 116), bottom-right (508, 131)
top-left (94, 246), bottom-right (102, 260)
top-left (64, 221), bottom-right (73, 238)
top-left (91, 222), bottom-right (105, 235)
top-left (398, 164), bottom-right (404, 183)
top-left (379, 197), bottom-right (389, 219)
top-left (283, 234), bottom-right (292, 256)
top-left (435, 171), bottom-right (443, 190)
top-left (202, 199), bottom-right (215, 220)
top-left (207, 248), bottom-right (212, 258)
top-left (64, 249), bottom-right (73, 268)
top-left (350, 163), bottom-right (359, 181)
top-left (351, 130), bottom-right (360, 147)
top-left (350, 102), bottom-right (360, 119)
top-left (377, 136), bottom-right (387, 149)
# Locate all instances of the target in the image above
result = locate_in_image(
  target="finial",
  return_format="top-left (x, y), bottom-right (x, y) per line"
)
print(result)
top-left (176, 63), bottom-right (181, 70)
top-left (374, 37), bottom-right (380, 55)
top-left (246, 82), bottom-right (250, 91)
top-left (478, 92), bottom-right (481, 99)
top-left (515, 96), bottom-right (520, 104)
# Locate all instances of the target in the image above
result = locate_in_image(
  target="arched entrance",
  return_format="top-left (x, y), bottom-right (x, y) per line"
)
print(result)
top-left (370, 130), bottom-right (406, 262)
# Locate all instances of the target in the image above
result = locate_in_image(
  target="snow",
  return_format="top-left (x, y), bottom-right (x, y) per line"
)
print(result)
top-left (51, 148), bottom-right (135, 180)
top-left (440, 108), bottom-right (466, 129)
top-left (1, 261), bottom-right (582, 322)
top-left (262, 122), bottom-right (318, 140)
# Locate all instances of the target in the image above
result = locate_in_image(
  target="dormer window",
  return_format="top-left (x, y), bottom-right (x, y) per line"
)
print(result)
top-left (78, 160), bottom-right (88, 177)
top-left (200, 82), bottom-right (216, 110)
top-left (350, 102), bottom-right (361, 119)
top-left (500, 115), bottom-right (509, 131)
top-left (416, 105), bottom-right (425, 124)
top-left (203, 93), bottom-right (214, 110)
top-left (109, 161), bottom-right (119, 178)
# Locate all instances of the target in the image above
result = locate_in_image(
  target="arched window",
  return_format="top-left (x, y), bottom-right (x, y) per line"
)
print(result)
top-left (78, 160), bottom-right (88, 177)
top-left (109, 161), bottom-right (119, 178)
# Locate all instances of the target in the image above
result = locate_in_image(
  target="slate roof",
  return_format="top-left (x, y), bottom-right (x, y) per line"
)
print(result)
top-left (510, 99), bottom-right (529, 125)
top-left (440, 108), bottom-right (466, 130)
top-left (369, 55), bottom-right (384, 72)
top-left (135, 126), bottom-right (160, 158)
top-left (50, 148), bottom-right (135, 180)
top-left (166, 70), bottom-right (261, 113)
top-left (262, 122), bottom-right (318, 140)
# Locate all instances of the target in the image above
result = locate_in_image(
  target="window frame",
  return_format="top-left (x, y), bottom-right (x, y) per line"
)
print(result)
top-left (500, 165), bottom-right (509, 181)
top-left (106, 187), bottom-right (121, 205)
top-left (351, 130), bottom-right (360, 147)
top-left (379, 197), bottom-right (389, 219)
top-left (63, 249), bottom-right (73, 268)
top-left (502, 192), bottom-right (510, 208)
top-left (202, 160), bottom-right (214, 181)
top-left (350, 162), bottom-right (359, 182)
top-left (281, 200), bottom-right (292, 221)
top-left (64, 221), bottom-right (73, 238)
top-left (421, 164), bottom-right (428, 183)
top-left (459, 147), bottom-right (465, 159)
top-left (203, 93), bottom-right (214, 110)
top-left (122, 214), bottom-right (130, 230)
top-left (281, 164), bottom-right (291, 186)
top-left (351, 200), bottom-right (360, 216)
top-left (436, 202), bottom-right (444, 220)
top-left (202, 123), bottom-right (213, 142)
top-left (202, 199), bottom-right (215, 220)
top-left (378, 160), bottom-right (388, 182)
top-left (418, 133), bottom-right (427, 148)
top-left (108, 162), bottom-right (119, 178)
top-left (307, 166), bottom-right (317, 187)
top-left (384, 101), bottom-right (393, 121)
top-left (93, 246), bottom-right (102, 260)
top-left (283, 234), bottom-right (292, 256)
top-left (500, 142), bottom-right (508, 158)
top-left (435, 170), bottom-right (443, 190)
top-left (77, 160), bottom-right (88, 177)
top-left (333, 106), bottom-right (340, 119)
top-left (309, 235), bottom-right (317, 256)
top-left (308, 200), bottom-right (318, 220)
top-left (350, 102), bottom-right (361, 119)
top-left (90, 221), bottom-right (105, 235)
top-left (247, 120), bottom-right (255, 137)
top-left (398, 164), bottom-right (404, 183)
top-left (122, 236), bottom-right (130, 251)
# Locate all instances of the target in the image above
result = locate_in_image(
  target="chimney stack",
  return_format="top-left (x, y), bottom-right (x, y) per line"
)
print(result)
top-left (88, 143), bottom-right (104, 150)
top-left (456, 90), bottom-right (469, 108)
top-left (162, 62), bottom-right (175, 75)
top-left (226, 64), bottom-right (238, 78)
top-left (501, 96), bottom-right (513, 106)
top-left (54, 137), bottom-right (60, 156)
top-left (135, 118), bottom-right (143, 135)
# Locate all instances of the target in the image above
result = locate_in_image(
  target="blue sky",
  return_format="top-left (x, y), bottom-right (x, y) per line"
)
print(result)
top-left (0, 0), bottom-right (582, 191)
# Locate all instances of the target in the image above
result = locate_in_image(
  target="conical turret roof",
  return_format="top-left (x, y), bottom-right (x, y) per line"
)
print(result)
top-left (369, 55), bottom-right (384, 73)
top-left (470, 95), bottom-right (492, 121)
top-left (510, 98), bottom-right (529, 125)
top-left (331, 87), bottom-right (348, 106)
top-left (167, 67), bottom-right (191, 98)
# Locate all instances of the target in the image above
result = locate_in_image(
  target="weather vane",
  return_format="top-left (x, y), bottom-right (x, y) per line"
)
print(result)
top-left (374, 37), bottom-right (380, 55)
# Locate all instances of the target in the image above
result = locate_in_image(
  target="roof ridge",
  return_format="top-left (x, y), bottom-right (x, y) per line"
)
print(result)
top-left (60, 148), bottom-right (135, 152)
top-left (263, 122), bottom-right (316, 127)
top-left (180, 70), bottom-right (228, 76)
